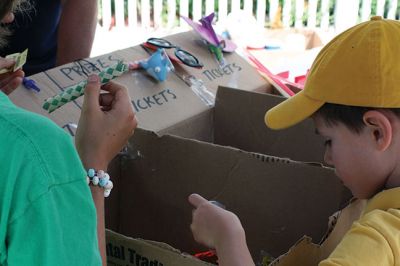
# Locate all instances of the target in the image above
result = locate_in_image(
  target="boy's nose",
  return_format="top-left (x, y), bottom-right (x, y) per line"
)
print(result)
top-left (1, 12), bottom-right (15, 24)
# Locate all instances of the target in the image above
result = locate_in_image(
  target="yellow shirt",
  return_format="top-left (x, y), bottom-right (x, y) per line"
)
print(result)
top-left (320, 187), bottom-right (400, 266)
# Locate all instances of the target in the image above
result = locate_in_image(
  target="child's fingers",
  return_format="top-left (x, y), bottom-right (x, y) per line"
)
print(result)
top-left (99, 93), bottom-right (114, 107)
top-left (0, 58), bottom-right (15, 70)
top-left (82, 74), bottom-right (101, 111)
top-left (188, 193), bottom-right (208, 208)
top-left (0, 73), bottom-right (14, 88)
top-left (101, 81), bottom-right (126, 95)
top-left (0, 70), bottom-right (23, 85)
top-left (1, 76), bottom-right (23, 95)
top-left (101, 82), bottom-right (132, 113)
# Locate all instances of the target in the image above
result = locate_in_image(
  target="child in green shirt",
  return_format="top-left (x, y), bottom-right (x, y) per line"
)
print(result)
top-left (0, 1), bottom-right (137, 265)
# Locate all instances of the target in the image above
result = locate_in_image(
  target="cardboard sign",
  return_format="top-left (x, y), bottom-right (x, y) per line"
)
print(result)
top-left (9, 46), bottom-right (208, 134)
top-left (9, 31), bottom-right (270, 140)
top-left (149, 30), bottom-right (269, 94)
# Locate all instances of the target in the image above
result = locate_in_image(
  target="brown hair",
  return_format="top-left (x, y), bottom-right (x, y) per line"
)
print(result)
top-left (316, 103), bottom-right (400, 134)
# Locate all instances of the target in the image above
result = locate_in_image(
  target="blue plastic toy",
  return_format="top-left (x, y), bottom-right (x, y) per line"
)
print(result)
top-left (138, 48), bottom-right (174, 82)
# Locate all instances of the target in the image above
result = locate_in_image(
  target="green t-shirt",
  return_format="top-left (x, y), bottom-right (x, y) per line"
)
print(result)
top-left (0, 92), bottom-right (101, 265)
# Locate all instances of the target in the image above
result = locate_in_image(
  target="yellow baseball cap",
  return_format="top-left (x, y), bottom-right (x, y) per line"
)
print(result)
top-left (265, 16), bottom-right (400, 130)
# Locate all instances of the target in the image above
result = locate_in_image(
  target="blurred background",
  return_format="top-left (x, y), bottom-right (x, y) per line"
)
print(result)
top-left (92, 0), bottom-right (400, 56)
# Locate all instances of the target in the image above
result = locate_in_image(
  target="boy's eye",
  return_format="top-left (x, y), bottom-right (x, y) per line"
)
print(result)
top-left (324, 139), bottom-right (332, 147)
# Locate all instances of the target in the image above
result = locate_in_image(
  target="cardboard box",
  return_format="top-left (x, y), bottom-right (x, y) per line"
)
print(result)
top-left (270, 199), bottom-right (366, 265)
top-left (105, 127), bottom-right (351, 265)
top-left (106, 229), bottom-right (213, 266)
top-left (106, 200), bottom-right (364, 266)
top-left (213, 87), bottom-right (325, 163)
top-left (106, 202), bottom-right (365, 266)
top-left (161, 86), bottom-right (326, 164)
top-left (103, 86), bottom-right (353, 265)
top-left (8, 29), bottom-right (351, 265)
top-left (9, 30), bottom-right (270, 141)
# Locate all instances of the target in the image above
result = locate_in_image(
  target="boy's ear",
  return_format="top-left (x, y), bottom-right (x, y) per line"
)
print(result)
top-left (363, 110), bottom-right (392, 151)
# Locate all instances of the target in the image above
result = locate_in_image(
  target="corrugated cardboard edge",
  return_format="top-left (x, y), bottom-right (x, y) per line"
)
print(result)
top-left (115, 129), bottom-right (350, 256)
top-left (106, 229), bottom-right (214, 265)
top-left (214, 86), bottom-right (327, 164)
top-left (269, 236), bottom-right (320, 266)
top-left (157, 108), bottom-right (214, 142)
top-left (269, 199), bottom-right (366, 266)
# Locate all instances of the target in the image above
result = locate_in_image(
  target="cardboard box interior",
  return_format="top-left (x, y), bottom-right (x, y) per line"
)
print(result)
top-left (105, 126), bottom-right (351, 263)
top-left (213, 86), bottom-right (326, 164)
top-left (104, 86), bottom-right (358, 266)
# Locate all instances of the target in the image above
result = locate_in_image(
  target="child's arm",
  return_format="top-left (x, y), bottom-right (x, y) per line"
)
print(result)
top-left (76, 76), bottom-right (137, 265)
top-left (188, 194), bottom-right (255, 266)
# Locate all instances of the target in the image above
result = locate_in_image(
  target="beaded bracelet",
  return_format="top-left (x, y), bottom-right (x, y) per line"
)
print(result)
top-left (86, 168), bottom-right (114, 197)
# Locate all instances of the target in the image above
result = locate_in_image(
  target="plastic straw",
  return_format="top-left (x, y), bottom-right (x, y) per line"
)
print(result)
top-left (43, 61), bottom-right (128, 113)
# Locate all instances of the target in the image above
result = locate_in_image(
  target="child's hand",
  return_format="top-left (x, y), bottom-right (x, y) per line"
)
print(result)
top-left (75, 74), bottom-right (137, 170)
top-left (0, 57), bottom-right (24, 95)
top-left (189, 193), bottom-right (245, 249)
top-left (189, 194), bottom-right (255, 266)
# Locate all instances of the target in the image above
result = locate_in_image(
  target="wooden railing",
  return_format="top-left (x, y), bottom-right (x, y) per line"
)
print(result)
top-left (99, 0), bottom-right (399, 32)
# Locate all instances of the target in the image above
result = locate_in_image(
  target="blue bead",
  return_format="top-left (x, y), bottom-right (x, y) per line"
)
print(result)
top-left (99, 178), bottom-right (108, 187)
top-left (88, 168), bottom-right (95, 178)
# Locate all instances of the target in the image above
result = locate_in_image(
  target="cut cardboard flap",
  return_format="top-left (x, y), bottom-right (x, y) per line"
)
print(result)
top-left (214, 86), bottom-right (326, 163)
top-left (106, 128), bottom-right (351, 260)
top-left (271, 199), bottom-right (366, 265)
top-left (106, 229), bottom-right (212, 266)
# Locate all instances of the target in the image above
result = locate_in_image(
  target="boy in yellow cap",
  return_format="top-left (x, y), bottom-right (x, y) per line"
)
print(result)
top-left (188, 16), bottom-right (400, 265)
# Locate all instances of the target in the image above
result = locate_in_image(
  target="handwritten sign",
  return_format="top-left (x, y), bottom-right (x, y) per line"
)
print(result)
top-left (201, 62), bottom-right (242, 81)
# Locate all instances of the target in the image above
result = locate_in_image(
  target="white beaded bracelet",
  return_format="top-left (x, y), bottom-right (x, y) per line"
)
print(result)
top-left (86, 168), bottom-right (114, 197)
